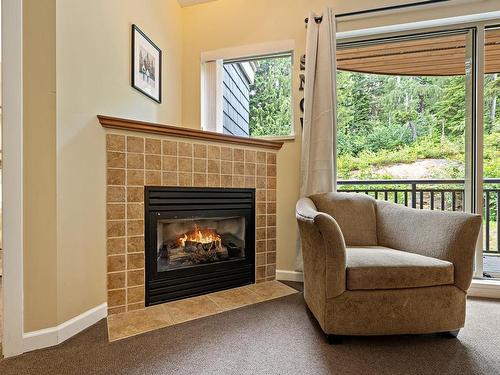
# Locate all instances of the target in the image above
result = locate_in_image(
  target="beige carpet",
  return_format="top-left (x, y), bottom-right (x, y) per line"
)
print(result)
top-left (0, 282), bottom-right (499, 375)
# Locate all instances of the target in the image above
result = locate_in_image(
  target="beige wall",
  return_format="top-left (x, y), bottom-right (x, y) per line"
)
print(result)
top-left (23, 0), bottom-right (58, 332)
top-left (23, 0), bottom-right (183, 331)
top-left (180, 0), bottom-right (500, 272)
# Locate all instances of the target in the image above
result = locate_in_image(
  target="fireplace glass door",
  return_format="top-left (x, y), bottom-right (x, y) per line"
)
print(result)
top-left (157, 216), bottom-right (246, 272)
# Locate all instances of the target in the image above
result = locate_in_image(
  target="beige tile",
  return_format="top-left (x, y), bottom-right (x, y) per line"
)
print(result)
top-left (107, 169), bottom-right (125, 186)
top-left (207, 287), bottom-right (265, 311)
top-left (107, 151), bottom-right (125, 168)
top-left (193, 144), bottom-right (207, 158)
top-left (145, 138), bottom-right (161, 154)
top-left (107, 204), bottom-right (125, 220)
top-left (267, 215), bottom-right (276, 226)
top-left (256, 177), bottom-right (267, 189)
top-left (179, 173), bottom-right (192, 186)
top-left (128, 303), bottom-right (144, 312)
top-left (107, 186), bottom-right (125, 203)
top-left (233, 162), bottom-right (244, 175)
top-left (256, 203), bottom-right (266, 215)
top-left (256, 151), bottom-right (266, 164)
top-left (107, 304), bottom-right (173, 341)
top-left (127, 253), bottom-right (144, 270)
top-left (256, 228), bottom-right (266, 241)
top-left (245, 163), bottom-right (256, 176)
top-left (145, 154), bottom-right (161, 170)
top-left (248, 281), bottom-right (296, 300)
top-left (257, 215), bottom-right (266, 228)
top-left (267, 177), bottom-right (276, 189)
top-left (193, 173), bottom-right (207, 187)
top-left (220, 160), bottom-right (232, 175)
top-left (207, 145), bottom-right (220, 159)
top-left (267, 189), bottom-right (276, 202)
top-left (208, 174), bottom-right (220, 187)
top-left (108, 255), bottom-right (126, 273)
top-left (267, 164), bottom-right (277, 177)
top-left (256, 163), bottom-right (266, 177)
top-left (108, 221), bottom-right (125, 237)
top-left (163, 295), bottom-right (223, 324)
top-left (179, 157), bottom-right (193, 172)
top-left (220, 147), bottom-right (232, 161)
top-left (127, 187), bottom-right (144, 203)
top-left (127, 236), bottom-right (144, 253)
top-left (221, 175), bottom-right (232, 187)
top-left (244, 150), bottom-right (256, 163)
top-left (162, 172), bottom-right (178, 186)
top-left (127, 220), bottom-right (144, 236)
top-left (233, 148), bottom-right (244, 162)
top-left (267, 239), bottom-right (277, 252)
top-left (208, 159), bottom-right (220, 174)
top-left (108, 306), bottom-right (126, 315)
top-left (127, 286), bottom-right (144, 304)
top-left (108, 289), bottom-right (126, 308)
top-left (127, 153), bottom-right (144, 169)
top-left (256, 253), bottom-right (266, 266)
top-left (256, 240), bottom-right (266, 253)
top-left (162, 156), bottom-right (178, 172)
top-left (244, 176), bottom-right (255, 188)
top-left (107, 237), bottom-right (126, 255)
top-left (127, 269), bottom-right (144, 286)
top-left (108, 272), bottom-right (126, 290)
top-left (256, 266), bottom-right (266, 280)
top-left (127, 136), bottom-right (144, 153)
top-left (256, 189), bottom-right (266, 202)
top-left (266, 152), bottom-right (277, 165)
top-left (127, 203), bottom-right (144, 220)
top-left (233, 175), bottom-right (244, 188)
top-left (267, 227), bottom-right (276, 239)
top-left (266, 264), bottom-right (276, 277)
top-left (127, 170), bottom-right (144, 186)
top-left (162, 140), bottom-right (177, 156)
top-left (178, 142), bottom-right (193, 157)
top-left (267, 202), bottom-right (276, 214)
top-left (194, 158), bottom-right (207, 173)
top-left (106, 134), bottom-right (125, 152)
top-left (145, 170), bottom-right (161, 185)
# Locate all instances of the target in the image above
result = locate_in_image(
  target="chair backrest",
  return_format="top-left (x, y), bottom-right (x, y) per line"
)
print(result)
top-left (309, 192), bottom-right (378, 246)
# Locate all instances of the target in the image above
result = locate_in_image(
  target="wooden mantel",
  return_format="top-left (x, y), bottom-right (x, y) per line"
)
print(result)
top-left (98, 115), bottom-right (284, 150)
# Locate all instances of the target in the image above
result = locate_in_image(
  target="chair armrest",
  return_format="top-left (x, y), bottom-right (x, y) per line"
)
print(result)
top-left (296, 198), bottom-right (346, 299)
top-left (376, 201), bottom-right (482, 291)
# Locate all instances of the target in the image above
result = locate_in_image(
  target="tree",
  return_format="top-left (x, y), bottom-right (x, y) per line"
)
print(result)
top-left (248, 57), bottom-right (292, 136)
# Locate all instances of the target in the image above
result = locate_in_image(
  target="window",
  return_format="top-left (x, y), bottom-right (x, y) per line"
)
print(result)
top-left (201, 51), bottom-right (293, 138)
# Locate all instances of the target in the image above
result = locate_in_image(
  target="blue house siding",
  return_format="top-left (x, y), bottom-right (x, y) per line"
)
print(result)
top-left (223, 63), bottom-right (251, 136)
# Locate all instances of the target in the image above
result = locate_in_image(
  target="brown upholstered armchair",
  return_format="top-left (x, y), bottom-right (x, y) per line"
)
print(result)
top-left (296, 192), bottom-right (482, 343)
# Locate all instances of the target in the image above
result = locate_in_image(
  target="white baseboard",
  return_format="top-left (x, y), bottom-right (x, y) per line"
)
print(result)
top-left (468, 279), bottom-right (500, 299)
top-left (276, 270), bottom-right (303, 282)
top-left (23, 303), bottom-right (107, 353)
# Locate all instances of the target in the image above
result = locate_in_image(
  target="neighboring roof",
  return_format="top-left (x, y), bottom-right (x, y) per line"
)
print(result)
top-left (337, 29), bottom-right (500, 76)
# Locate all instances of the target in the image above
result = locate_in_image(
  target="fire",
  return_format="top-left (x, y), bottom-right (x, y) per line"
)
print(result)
top-left (177, 225), bottom-right (221, 247)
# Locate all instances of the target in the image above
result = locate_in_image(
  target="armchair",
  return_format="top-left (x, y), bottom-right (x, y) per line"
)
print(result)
top-left (296, 192), bottom-right (481, 341)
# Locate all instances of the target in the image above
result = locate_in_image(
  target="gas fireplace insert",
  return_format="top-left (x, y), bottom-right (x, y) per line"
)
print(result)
top-left (145, 187), bottom-right (255, 306)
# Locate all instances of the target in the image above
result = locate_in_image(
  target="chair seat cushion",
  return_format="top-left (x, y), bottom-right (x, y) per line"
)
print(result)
top-left (346, 246), bottom-right (454, 290)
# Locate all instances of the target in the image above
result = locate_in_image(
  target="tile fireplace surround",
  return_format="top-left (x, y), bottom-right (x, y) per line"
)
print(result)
top-left (102, 116), bottom-right (283, 315)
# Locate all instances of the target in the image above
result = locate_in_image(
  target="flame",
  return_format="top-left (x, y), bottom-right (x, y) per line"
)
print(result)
top-left (177, 225), bottom-right (221, 247)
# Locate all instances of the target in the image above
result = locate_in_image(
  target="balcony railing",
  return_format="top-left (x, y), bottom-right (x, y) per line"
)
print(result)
top-left (337, 178), bottom-right (500, 255)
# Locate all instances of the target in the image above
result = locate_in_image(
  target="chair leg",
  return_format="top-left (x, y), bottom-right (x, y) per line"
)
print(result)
top-left (442, 329), bottom-right (460, 338)
top-left (327, 334), bottom-right (342, 345)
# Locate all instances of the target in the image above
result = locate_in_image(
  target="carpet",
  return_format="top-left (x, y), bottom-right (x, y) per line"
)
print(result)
top-left (1, 282), bottom-right (499, 375)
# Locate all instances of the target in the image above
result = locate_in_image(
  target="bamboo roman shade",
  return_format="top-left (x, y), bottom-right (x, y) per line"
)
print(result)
top-left (337, 29), bottom-right (500, 76)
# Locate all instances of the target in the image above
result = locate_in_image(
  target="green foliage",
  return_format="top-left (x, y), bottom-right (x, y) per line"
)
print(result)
top-left (248, 57), bottom-right (292, 136)
top-left (337, 71), bottom-right (499, 180)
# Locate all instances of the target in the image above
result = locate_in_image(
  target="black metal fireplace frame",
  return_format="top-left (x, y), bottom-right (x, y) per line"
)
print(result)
top-left (144, 187), bottom-right (256, 306)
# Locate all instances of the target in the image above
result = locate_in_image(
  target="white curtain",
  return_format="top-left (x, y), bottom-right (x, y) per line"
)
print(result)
top-left (296, 9), bottom-right (337, 270)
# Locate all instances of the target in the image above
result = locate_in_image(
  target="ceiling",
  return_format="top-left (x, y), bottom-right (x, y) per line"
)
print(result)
top-left (337, 29), bottom-right (500, 76)
top-left (177, 0), bottom-right (216, 7)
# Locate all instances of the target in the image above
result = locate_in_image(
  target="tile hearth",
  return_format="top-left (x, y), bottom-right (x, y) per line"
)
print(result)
top-left (107, 281), bottom-right (297, 341)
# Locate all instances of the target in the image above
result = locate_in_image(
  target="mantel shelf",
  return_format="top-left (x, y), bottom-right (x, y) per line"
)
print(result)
top-left (98, 115), bottom-right (284, 150)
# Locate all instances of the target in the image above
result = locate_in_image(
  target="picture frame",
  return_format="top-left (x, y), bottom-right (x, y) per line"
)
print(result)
top-left (131, 24), bottom-right (162, 103)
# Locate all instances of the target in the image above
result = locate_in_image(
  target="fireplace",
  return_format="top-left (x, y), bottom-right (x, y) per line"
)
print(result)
top-left (145, 187), bottom-right (255, 306)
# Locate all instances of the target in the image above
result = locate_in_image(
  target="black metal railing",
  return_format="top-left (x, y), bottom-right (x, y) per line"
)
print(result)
top-left (337, 178), bottom-right (500, 254)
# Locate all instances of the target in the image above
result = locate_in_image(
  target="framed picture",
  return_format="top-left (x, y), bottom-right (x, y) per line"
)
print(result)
top-left (131, 24), bottom-right (162, 103)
